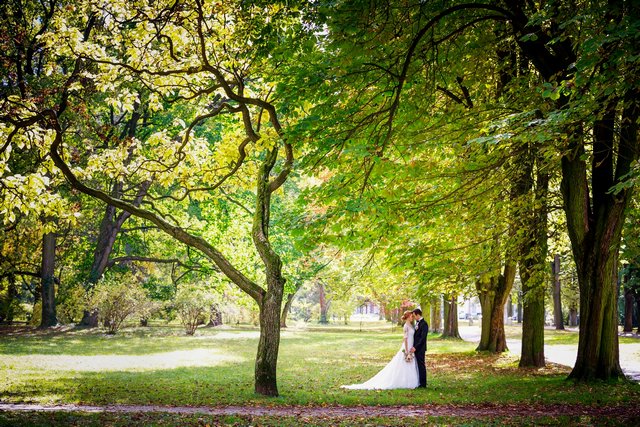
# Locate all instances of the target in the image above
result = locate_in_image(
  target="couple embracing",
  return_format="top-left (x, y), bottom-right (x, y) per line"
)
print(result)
top-left (342, 308), bottom-right (428, 390)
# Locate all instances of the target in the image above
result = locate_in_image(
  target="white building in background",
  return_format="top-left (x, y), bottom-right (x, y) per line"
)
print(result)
top-left (354, 301), bottom-right (380, 315)
top-left (351, 300), bottom-right (381, 321)
top-left (458, 296), bottom-right (481, 320)
top-left (458, 295), bottom-right (514, 325)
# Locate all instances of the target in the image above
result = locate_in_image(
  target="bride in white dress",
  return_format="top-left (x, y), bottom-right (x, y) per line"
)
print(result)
top-left (342, 311), bottom-right (419, 389)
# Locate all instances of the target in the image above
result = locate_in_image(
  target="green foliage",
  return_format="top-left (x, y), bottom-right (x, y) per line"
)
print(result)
top-left (90, 273), bottom-right (149, 334)
top-left (56, 284), bottom-right (87, 324)
top-left (172, 285), bottom-right (215, 335)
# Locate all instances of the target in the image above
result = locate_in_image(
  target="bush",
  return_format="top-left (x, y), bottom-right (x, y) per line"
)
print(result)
top-left (173, 286), bottom-right (213, 335)
top-left (91, 273), bottom-right (149, 334)
top-left (138, 299), bottom-right (163, 326)
top-left (56, 285), bottom-right (87, 324)
top-left (28, 302), bottom-right (41, 327)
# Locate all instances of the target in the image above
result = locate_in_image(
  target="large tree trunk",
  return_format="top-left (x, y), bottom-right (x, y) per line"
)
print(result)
top-left (442, 295), bottom-right (461, 339)
top-left (552, 255), bottom-right (564, 330)
top-left (430, 295), bottom-right (442, 333)
top-left (518, 154), bottom-right (549, 369)
top-left (562, 101), bottom-right (630, 380)
top-left (506, 0), bottom-right (636, 382)
top-left (39, 231), bottom-right (57, 328)
top-left (476, 261), bottom-right (516, 352)
top-left (255, 272), bottom-right (284, 396)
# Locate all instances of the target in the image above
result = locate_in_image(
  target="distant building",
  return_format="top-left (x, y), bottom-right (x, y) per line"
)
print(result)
top-left (354, 300), bottom-right (380, 315)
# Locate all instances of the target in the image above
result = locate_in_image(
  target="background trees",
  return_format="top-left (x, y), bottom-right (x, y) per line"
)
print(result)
top-left (1, 0), bottom-right (638, 397)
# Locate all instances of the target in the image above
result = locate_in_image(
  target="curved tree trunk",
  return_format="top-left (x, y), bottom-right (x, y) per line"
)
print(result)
top-left (280, 293), bottom-right (294, 328)
top-left (280, 281), bottom-right (303, 328)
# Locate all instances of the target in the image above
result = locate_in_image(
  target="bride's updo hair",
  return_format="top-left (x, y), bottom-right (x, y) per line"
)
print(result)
top-left (401, 311), bottom-right (413, 322)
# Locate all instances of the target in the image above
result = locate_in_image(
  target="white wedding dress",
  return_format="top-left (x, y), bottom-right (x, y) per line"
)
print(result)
top-left (342, 323), bottom-right (419, 390)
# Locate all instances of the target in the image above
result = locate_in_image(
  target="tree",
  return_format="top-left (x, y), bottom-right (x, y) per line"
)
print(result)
top-left (2, 0), bottom-right (309, 396)
top-left (442, 294), bottom-right (461, 339)
top-left (306, 0), bottom-right (638, 380)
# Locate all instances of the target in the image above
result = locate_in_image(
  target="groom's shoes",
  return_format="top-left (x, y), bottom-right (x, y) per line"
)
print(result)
top-left (418, 385), bottom-right (427, 388)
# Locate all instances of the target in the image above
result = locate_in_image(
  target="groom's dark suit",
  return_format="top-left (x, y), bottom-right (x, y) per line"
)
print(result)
top-left (413, 317), bottom-right (428, 387)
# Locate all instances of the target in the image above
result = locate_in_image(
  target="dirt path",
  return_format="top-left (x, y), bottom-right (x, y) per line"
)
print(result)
top-left (1, 402), bottom-right (639, 420)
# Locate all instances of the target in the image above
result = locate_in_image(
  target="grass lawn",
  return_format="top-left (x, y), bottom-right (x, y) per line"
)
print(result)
top-left (0, 321), bottom-right (638, 411)
top-left (0, 411), bottom-right (631, 427)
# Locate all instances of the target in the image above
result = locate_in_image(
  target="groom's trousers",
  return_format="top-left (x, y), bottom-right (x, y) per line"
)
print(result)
top-left (416, 349), bottom-right (426, 387)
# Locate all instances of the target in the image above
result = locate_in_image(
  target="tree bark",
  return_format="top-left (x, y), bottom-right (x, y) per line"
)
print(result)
top-left (251, 144), bottom-right (290, 396)
top-left (518, 157), bottom-right (548, 369)
top-left (442, 295), bottom-right (461, 339)
top-left (476, 261), bottom-right (515, 352)
top-left (430, 295), bottom-right (442, 333)
top-left (506, 0), bottom-right (636, 381)
top-left (39, 231), bottom-right (57, 328)
top-left (255, 272), bottom-right (283, 396)
top-left (552, 254), bottom-right (564, 330)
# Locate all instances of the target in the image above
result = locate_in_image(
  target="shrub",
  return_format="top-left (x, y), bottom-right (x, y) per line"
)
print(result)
top-left (28, 302), bottom-right (42, 326)
top-left (91, 273), bottom-right (149, 334)
top-left (56, 284), bottom-right (87, 324)
top-left (173, 286), bottom-right (213, 335)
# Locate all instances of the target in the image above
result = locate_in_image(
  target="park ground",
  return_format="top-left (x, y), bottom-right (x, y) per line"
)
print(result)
top-left (0, 321), bottom-right (639, 426)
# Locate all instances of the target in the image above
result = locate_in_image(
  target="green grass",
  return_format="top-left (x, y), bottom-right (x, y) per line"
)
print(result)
top-left (0, 321), bottom-right (638, 409)
top-left (0, 412), bottom-right (635, 427)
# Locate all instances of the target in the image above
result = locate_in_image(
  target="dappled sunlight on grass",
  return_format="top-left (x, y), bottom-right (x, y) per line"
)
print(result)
top-left (0, 348), bottom-right (243, 372)
top-left (1, 323), bottom-right (638, 408)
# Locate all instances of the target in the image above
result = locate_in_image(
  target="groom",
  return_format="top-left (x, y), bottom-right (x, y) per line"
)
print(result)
top-left (410, 308), bottom-right (428, 388)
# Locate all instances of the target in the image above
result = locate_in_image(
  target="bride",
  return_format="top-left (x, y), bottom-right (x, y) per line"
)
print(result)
top-left (342, 311), bottom-right (419, 389)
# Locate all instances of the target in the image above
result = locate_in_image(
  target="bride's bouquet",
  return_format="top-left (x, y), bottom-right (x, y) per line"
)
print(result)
top-left (402, 349), bottom-right (414, 363)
